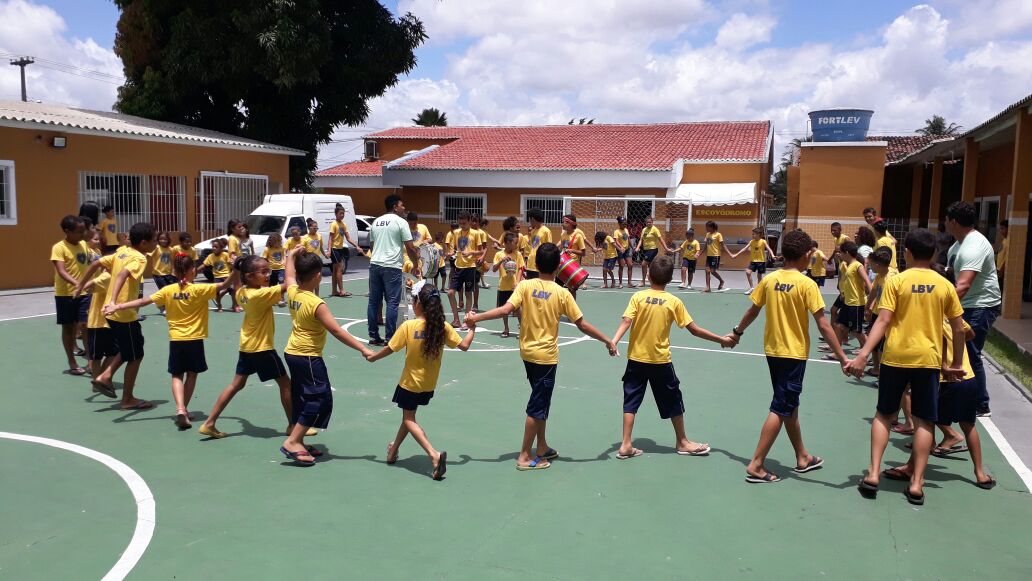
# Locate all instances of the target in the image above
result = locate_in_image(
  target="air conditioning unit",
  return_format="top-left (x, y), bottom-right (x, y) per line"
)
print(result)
top-left (364, 140), bottom-right (378, 160)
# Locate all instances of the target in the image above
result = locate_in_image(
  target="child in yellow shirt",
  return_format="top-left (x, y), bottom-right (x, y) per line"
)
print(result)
top-left (491, 232), bottom-right (525, 337)
top-left (524, 208), bottom-right (552, 279)
top-left (151, 231), bottom-right (175, 294)
top-left (595, 231), bottom-right (618, 288)
top-left (610, 256), bottom-right (732, 460)
top-left (367, 283), bottom-right (476, 480)
top-left (433, 232), bottom-right (448, 290)
top-left (733, 227), bottom-right (776, 293)
top-left (730, 230), bottom-right (848, 483)
top-left (863, 248), bottom-right (894, 380)
top-left (301, 218), bottom-right (325, 257)
top-left (171, 232), bottom-right (198, 262)
top-left (285, 226), bottom-right (304, 253)
top-left (51, 214), bottom-right (90, 375)
top-left (807, 241), bottom-right (827, 286)
top-left (633, 216), bottom-right (672, 287)
top-left (80, 267), bottom-right (117, 387)
top-left (466, 243), bottom-right (617, 471)
top-left (203, 238), bottom-right (234, 312)
top-left (99, 205), bottom-right (119, 253)
top-left (677, 229), bottom-right (701, 289)
top-left (105, 252), bottom-right (236, 428)
top-left (702, 221), bottom-right (731, 292)
top-left (614, 216), bottom-right (633, 288)
top-left (825, 241), bottom-right (872, 360)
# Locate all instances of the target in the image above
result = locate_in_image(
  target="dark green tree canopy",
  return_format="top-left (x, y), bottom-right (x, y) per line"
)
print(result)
top-left (113, 0), bottom-right (426, 189)
top-left (916, 115), bottom-right (962, 137)
top-left (412, 107), bottom-right (447, 126)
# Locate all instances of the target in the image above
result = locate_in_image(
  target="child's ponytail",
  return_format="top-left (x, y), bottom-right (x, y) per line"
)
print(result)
top-left (173, 253), bottom-right (195, 287)
top-left (417, 284), bottom-right (447, 360)
top-left (235, 254), bottom-right (263, 287)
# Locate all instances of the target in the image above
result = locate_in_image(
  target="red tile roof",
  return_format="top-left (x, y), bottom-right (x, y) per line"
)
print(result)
top-left (315, 160), bottom-right (385, 176)
top-left (866, 135), bottom-right (937, 164)
top-left (367, 122), bottom-right (771, 171)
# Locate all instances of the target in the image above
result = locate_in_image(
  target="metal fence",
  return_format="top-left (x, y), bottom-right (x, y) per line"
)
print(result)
top-left (790, 216), bottom-right (913, 270)
top-left (78, 171), bottom-right (187, 233)
top-left (195, 172), bottom-right (268, 240)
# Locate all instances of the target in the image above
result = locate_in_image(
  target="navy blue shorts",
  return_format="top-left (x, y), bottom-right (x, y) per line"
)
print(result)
top-left (938, 378), bottom-right (978, 425)
top-left (603, 257), bottom-right (617, 271)
top-left (55, 296), bottom-right (88, 325)
top-left (833, 295), bottom-right (845, 310)
top-left (524, 270), bottom-right (540, 279)
top-left (285, 353), bottom-right (333, 429)
top-left (393, 385), bottom-right (434, 410)
top-left (152, 274), bottom-right (176, 289)
top-left (642, 249), bottom-right (659, 263)
top-left (268, 269), bottom-right (283, 287)
top-left (107, 319), bottom-right (145, 362)
top-left (450, 267), bottom-right (476, 292)
top-left (836, 305), bottom-right (865, 332)
top-left (618, 249), bottom-right (631, 260)
top-left (236, 350), bottom-right (287, 381)
top-left (748, 261), bottom-right (767, 274)
top-left (766, 356), bottom-right (807, 417)
top-left (877, 364), bottom-right (939, 423)
top-left (524, 360), bottom-right (557, 420)
top-left (622, 360), bottom-right (685, 419)
top-left (496, 289), bottom-right (513, 308)
top-left (86, 327), bottom-right (118, 361)
top-left (812, 275), bottom-right (825, 287)
top-left (331, 248), bottom-right (349, 264)
top-left (705, 256), bottom-right (720, 270)
top-left (167, 339), bottom-right (208, 375)
top-left (681, 258), bottom-right (697, 273)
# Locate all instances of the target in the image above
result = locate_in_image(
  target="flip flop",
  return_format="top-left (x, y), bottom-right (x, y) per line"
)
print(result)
top-left (904, 489), bottom-right (925, 506)
top-left (341, 292), bottom-right (353, 297)
top-left (174, 412), bottom-right (192, 430)
top-left (616, 448), bottom-right (644, 460)
top-left (74, 348), bottom-right (86, 357)
top-left (499, 332), bottom-right (511, 338)
top-left (304, 445), bottom-right (324, 457)
top-left (515, 456), bottom-right (550, 471)
top-left (279, 446), bottom-right (315, 467)
top-left (198, 425), bottom-right (228, 439)
top-left (540, 448), bottom-right (559, 461)
top-left (858, 478), bottom-right (879, 499)
top-left (793, 456), bottom-right (824, 473)
top-left (676, 444), bottom-right (710, 456)
top-left (975, 476), bottom-right (997, 490)
top-left (890, 424), bottom-right (915, 435)
top-left (932, 444), bottom-right (968, 457)
top-left (745, 471), bottom-right (780, 484)
top-left (91, 379), bottom-right (117, 398)
top-left (66, 367), bottom-right (88, 376)
top-left (881, 467), bottom-right (910, 481)
top-left (432, 451), bottom-right (447, 480)
top-left (120, 400), bottom-right (154, 410)
top-left (386, 442), bottom-right (397, 465)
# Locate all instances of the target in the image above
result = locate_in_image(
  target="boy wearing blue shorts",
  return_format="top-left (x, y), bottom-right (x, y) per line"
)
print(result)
top-left (730, 230), bottom-right (847, 483)
top-left (52, 215), bottom-right (90, 376)
top-left (677, 229), bottom-right (700, 289)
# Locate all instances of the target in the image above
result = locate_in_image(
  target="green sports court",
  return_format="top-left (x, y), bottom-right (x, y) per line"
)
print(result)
top-left (1, 277), bottom-right (1030, 580)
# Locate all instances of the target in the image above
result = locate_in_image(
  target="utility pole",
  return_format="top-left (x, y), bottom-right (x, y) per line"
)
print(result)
top-left (9, 57), bottom-right (34, 102)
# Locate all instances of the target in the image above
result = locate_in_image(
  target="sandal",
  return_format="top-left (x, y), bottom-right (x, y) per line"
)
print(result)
top-left (745, 471), bottom-right (780, 483)
top-left (616, 448), bottom-right (643, 460)
top-left (120, 399), bottom-right (154, 410)
top-left (279, 446), bottom-right (315, 467)
top-left (932, 444), bottom-right (968, 457)
top-left (91, 379), bottom-right (117, 399)
top-left (304, 445), bottom-right (324, 457)
top-left (198, 424), bottom-right (228, 439)
top-left (432, 451), bottom-right (447, 480)
top-left (515, 456), bottom-right (550, 471)
top-left (904, 488), bottom-right (925, 506)
top-left (975, 476), bottom-right (997, 490)
top-left (793, 456), bottom-right (824, 473)
top-left (858, 478), bottom-right (879, 499)
top-left (881, 467), bottom-right (910, 481)
top-left (890, 424), bottom-right (915, 435)
top-left (386, 442), bottom-right (398, 465)
top-left (66, 367), bottom-right (88, 376)
top-left (676, 444), bottom-right (710, 456)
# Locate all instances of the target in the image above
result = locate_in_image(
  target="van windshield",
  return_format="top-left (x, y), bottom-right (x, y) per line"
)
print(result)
top-left (245, 215), bottom-right (285, 236)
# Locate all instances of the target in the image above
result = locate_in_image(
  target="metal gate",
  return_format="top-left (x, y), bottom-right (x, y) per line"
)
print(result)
top-left (195, 172), bottom-right (268, 240)
top-left (78, 172), bottom-right (187, 234)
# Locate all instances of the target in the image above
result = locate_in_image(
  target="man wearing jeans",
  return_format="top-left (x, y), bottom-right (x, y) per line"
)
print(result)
top-left (945, 201), bottom-right (1002, 417)
top-left (367, 194), bottom-right (419, 346)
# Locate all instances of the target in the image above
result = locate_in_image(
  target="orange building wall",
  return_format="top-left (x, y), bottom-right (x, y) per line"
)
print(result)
top-left (974, 142), bottom-right (1015, 211)
top-left (0, 125), bottom-right (291, 290)
top-left (797, 145), bottom-right (886, 217)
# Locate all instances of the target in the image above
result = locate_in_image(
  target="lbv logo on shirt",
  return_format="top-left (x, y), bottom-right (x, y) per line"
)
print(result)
top-left (289, 300), bottom-right (302, 310)
top-left (774, 283), bottom-right (795, 292)
top-left (532, 289), bottom-right (551, 300)
top-left (644, 297), bottom-right (666, 305)
top-left (173, 292), bottom-right (190, 300)
top-left (912, 284), bottom-right (935, 294)
top-left (414, 330), bottom-right (426, 340)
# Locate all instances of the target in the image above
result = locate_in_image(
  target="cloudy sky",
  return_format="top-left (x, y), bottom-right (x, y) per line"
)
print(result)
top-left (2, 0), bottom-right (1031, 169)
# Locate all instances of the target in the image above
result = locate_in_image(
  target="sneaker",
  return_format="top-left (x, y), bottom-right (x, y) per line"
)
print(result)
top-left (744, 287), bottom-right (755, 294)
top-left (976, 408), bottom-right (991, 417)
top-left (685, 285), bottom-right (693, 290)
top-left (678, 283), bottom-right (687, 289)
top-left (369, 338), bottom-right (386, 347)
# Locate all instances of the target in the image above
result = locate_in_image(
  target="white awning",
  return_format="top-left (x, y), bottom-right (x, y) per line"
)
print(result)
top-left (669, 182), bottom-right (756, 205)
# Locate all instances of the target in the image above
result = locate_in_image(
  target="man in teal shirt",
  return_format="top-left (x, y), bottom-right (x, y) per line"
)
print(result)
top-left (367, 194), bottom-right (419, 345)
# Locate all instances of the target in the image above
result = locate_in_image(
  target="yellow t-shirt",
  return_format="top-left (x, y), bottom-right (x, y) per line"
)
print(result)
top-left (106, 247), bottom-right (149, 323)
top-left (526, 225), bottom-right (552, 271)
top-left (434, 242), bottom-right (446, 268)
top-left (301, 233), bottom-right (324, 256)
top-left (284, 285), bottom-right (327, 357)
top-left (518, 233), bottom-right (531, 259)
top-left (388, 319), bottom-right (463, 393)
top-left (203, 251), bottom-right (232, 279)
top-left (840, 260), bottom-right (867, 307)
top-left (237, 286), bottom-right (282, 353)
top-left (506, 279), bottom-right (583, 365)
top-left (151, 283), bottom-right (218, 340)
top-left (51, 240), bottom-right (90, 297)
top-left (329, 221), bottom-right (349, 250)
top-left (750, 269), bottom-right (825, 360)
top-left (870, 270), bottom-right (896, 309)
top-left (262, 246), bottom-right (286, 271)
top-left (748, 239), bottom-right (768, 262)
top-left (705, 232), bottom-right (724, 257)
top-left (614, 228), bottom-right (630, 251)
top-left (227, 235), bottom-right (242, 256)
top-left (941, 319), bottom-right (975, 382)
top-left (451, 228), bottom-right (480, 269)
top-left (879, 268), bottom-right (964, 369)
top-left (171, 245), bottom-right (198, 262)
top-left (641, 225), bottom-right (663, 251)
top-left (623, 289), bottom-right (693, 364)
top-left (603, 236), bottom-right (618, 259)
top-left (875, 236), bottom-right (897, 270)
top-left (809, 250), bottom-right (827, 277)
top-left (87, 271), bottom-right (112, 330)
top-left (99, 217), bottom-right (118, 245)
top-left (834, 233), bottom-right (850, 251)
top-left (151, 246), bottom-right (173, 276)
top-left (679, 239), bottom-right (700, 260)
top-left (493, 250), bottom-right (525, 292)
top-left (410, 223), bottom-right (432, 247)
top-left (560, 228), bottom-right (586, 254)
top-left (996, 237), bottom-right (1008, 270)
top-left (285, 237), bottom-right (304, 253)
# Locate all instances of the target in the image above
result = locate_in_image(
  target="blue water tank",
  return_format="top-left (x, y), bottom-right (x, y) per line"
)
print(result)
top-left (809, 109), bottom-right (873, 142)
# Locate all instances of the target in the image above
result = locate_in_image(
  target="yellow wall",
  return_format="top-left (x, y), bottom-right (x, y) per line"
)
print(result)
top-left (0, 125), bottom-right (291, 290)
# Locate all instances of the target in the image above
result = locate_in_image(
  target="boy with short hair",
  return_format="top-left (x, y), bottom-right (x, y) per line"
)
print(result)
top-left (733, 226), bottom-right (776, 293)
top-left (524, 208), bottom-right (552, 280)
top-left (559, 214), bottom-right (588, 297)
top-left (492, 232), bottom-right (525, 337)
top-left (872, 220), bottom-right (898, 273)
top-left (846, 229), bottom-right (967, 505)
top-left (808, 241), bottom-right (827, 286)
top-left (677, 229), bottom-right (700, 289)
top-left (203, 238), bottom-right (234, 311)
top-left (730, 230), bottom-right (847, 483)
top-left (611, 255), bottom-right (733, 460)
top-left (52, 215), bottom-right (90, 375)
top-left (466, 243), bottom-right (618, 470)
top-left (829, 221), bottom-right (849, 277)
top-left (823, 241), bottom-right (871, 359)
top-left (99, 205), bottom-right (119, 253)
top-left (171, 232), bottom-right (198, 261)
top-left (595, 231), bottom-right (618, 288)
top-left (446, 211), bottom-right (481, 328)
top-left (702, 221), bottom-right (732, 292)
top-left (864, 248), bottom-right (894, 379)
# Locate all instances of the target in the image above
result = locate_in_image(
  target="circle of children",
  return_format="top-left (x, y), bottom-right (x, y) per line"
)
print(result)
top-left (48, 198), bottom-right (996, 501)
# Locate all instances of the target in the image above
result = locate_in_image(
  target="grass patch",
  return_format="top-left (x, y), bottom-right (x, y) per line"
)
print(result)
top-left (985, 331), bottom-right (1032, 392)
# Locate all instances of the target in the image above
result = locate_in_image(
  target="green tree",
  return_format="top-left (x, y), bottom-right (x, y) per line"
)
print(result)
top-left (412, 107), bottom-right (448, 126)
top-left (916, 115), bottom-right (962, 137)
top-left (568, 118), bottom-right (594, 124)
top-left (113, 0), bottom-right (426, 190)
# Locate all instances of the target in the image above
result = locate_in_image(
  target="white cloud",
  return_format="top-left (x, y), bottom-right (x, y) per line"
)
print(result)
top-left (715, 13), bottom-right (776, 50)
top-left (0, 0), bottom-right (122, 110)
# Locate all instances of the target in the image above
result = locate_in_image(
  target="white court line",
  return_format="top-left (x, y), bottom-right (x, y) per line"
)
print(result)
top-left (0, 312), bottom-right (55, 322)
top-left (0, 432), bottom-right (155, 581)
top-left (977, 417), bottom-right (1032, 493)
top-left (617, 340), bottom-right (839, 365)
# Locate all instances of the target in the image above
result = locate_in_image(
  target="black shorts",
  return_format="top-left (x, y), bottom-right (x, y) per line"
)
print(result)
top-left (705, 256), bottom-right (720, 270)
top-left (236, 350), bottom-right (287, 381)
top-left (497, 289), bottom-right (513, 308)
top-left (167, 339), bottom-right (208, 375)
top-left (285, 353), bottom-right (333, 429)
top-left (331, 248), bottom-right (349, 264)
top-left (748, 261), bottom-right (767, 274)
top-left (86, 327), bottom-right (118, 361)
top-left (832, 295), bottom-right (845, 310)
top-left (524, 270), bottom-right (540, 279)
top-left (603, 257), bottom-right (617, 271)
top-left (877, 364), bottom-right (939, 423)
top-left (524, 360), bottom-right (557, 420)
top-left (269, 269), bottom-right (284, 287)
top-left (55, 296), bottom-right (88, 325)
top-left (107, 319), bottom-right (145, 362)
top-left (836, 305), bottom-right (865, 332)
top-left (617, 249), bottom-right (631, 260)
top-left (642, 249), bottom-right (659, 263)
top-left (766, 356), bottom-right (807, 417)
top-left (680, 258), bottom-right (697, 273)
top-left (812, 275), bottom-right (825, 287)
top-left (392, 385), bottom-right (434, 410)
top-left (938, 378), bottom-right (978, 425)
top-left (152, 274), bottom-right (176, 289)
top-left (622, 360), bottom-right (685, 419)
top-left (450, 267), bottom-right (476, 292)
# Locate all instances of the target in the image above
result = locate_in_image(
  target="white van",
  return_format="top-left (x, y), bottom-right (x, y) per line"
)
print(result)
top-left (195, 194), bottom-right (359, 267)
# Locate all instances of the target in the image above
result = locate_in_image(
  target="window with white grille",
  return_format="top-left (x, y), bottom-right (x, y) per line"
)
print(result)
top-left (79, 171), bottom-right (186, 233)
top-left (521, 195), bottom-right (564, 225)
top-left (0, 160), bottom-right (15, 224)
top-left (440, 194), bottom-right (486, 222)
